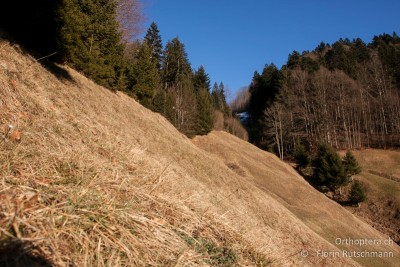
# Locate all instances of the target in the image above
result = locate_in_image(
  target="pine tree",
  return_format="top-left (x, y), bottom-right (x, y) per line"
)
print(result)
top-left (193, 65), bottom-right (211, 91)
top-left (315, 41), bottom-right (327, 54)
top-left (247, 64), bottom-right (282, 145)
top-left (144, 22), bottom-right (163, 72)
top-left (211, 82), bottom-right (220, 109)
top-left (195, 88), bottom-right (214, 135)
top-left (162, 37), bottom-right (192, 88)
top-left (152, 89), bottom-right (176, 124)
top-left (57, 0), bottom-right (124, 89)
top-left (312, 144), bottom-right (348, 190)
top-left (349, 180), bottom-right (367, 204)
top-left (342, 151), bottom-right (361, 177)
top-left (287, 51), bottom-right (300, 69)
top-left (293, 144), bottom-right (309, 170)
top-left (350, 38), bottom-right (370, 63)
top-left (324, 41), bottom-right (356, 77)
top-left (161, 37), bottom-right (196, 136)
top-left (193, 66), bottom-right (214, 135)
top-left (211, 82), bottom-right (229, 116)
top-left (129, 41), bottom-right (160, 108)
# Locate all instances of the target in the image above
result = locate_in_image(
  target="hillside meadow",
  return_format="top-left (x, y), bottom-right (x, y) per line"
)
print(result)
top-left (1, 39), bottom-right (399, 266)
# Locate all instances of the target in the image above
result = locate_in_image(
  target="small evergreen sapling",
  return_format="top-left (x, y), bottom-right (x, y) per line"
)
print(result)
top-left (312, 143), bottom-right (348, 191)
top-left (349, 180), bottom-right (367, 205)
top-left (342, 151), bottom-right (361, 178)
top-left (293, 144), bottom-right (309, 171)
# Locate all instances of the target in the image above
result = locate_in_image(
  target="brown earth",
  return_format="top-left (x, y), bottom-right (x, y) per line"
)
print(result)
top-left (0, 39), bottom-right (399, 266)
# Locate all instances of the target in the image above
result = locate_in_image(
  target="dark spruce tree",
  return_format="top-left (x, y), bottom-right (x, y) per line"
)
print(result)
top-left (342, 151), bottom-right (361, 177)
top-left (161, 37), bottom-right (197, 136)
top-left (211, 82), bottom-right (230, 116)
top-left (128, 41), bottom-right (161, 108)
top-left (162, 37), bottom-right (192, 88)
top-left (57, 0), bottom-right (124, 89)
top-left (144, 22), bottom-right (163, 72)
top-left (193, 65), bottom-right (211, 91)
top-left (193, 66), bottom-right (214, 135)
top-left (287, 51), bottom-right (301, 69)
top-left (312, 144), bottom-right (348, 191)
top-left (293, 144), bottom-right (310, 171)
top-left (350, 38), bottom-right (371, 63)
top-left (324, 41), bottom-right (356, 77)
top-left (349, 180), bottom-right (367, 204)
top-left (247, 64), bottom-right (282, 147)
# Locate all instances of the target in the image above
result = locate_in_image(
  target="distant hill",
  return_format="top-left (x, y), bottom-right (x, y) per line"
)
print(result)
top-left (1, 39), bottom-right (399, 266)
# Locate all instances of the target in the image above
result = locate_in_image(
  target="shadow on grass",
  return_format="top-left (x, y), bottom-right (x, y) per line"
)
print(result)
top-left (0, 240), bottom-right (53, 267)
top-left (41, 59), bottom-right (75, 83)
top-left (1, 32), bottom-right (75, 84)
top-left (336, 200), bottom-right (359, 207)
top-left (295, 168), bottom-right (319, 188)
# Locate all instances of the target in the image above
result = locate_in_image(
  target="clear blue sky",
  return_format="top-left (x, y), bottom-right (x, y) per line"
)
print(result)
top-left (141, 0), bottom-right (399, 100)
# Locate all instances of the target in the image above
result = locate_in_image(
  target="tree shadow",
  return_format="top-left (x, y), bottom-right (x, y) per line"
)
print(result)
top-left (336, 200), bottom-right (359, 207)
top-left (0, 239), bottom-right (54, 267)
top-left (41, 59), bottom-right (76, 83)
top-left (295, 168), bottom-right (318, 187)
top-left (0, 31), bottom-right (75, 83)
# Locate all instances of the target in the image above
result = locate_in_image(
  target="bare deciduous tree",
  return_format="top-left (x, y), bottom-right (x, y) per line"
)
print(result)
top-left (114, 0), bottom-right (144, 42)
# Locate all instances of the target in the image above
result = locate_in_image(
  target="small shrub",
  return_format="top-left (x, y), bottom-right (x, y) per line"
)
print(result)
top-left (174, 229), bottom-right (238, 266)
top-left (342, 151), bottom-right (361, 177)
top-left (349, 180), bottom-right (367, 203)
top-left (293, 144), bottom-right (309, 170)
top-left (312, 143), bottom-right (348, 190)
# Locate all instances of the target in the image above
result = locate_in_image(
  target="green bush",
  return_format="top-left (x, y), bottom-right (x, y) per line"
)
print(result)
top-left (342, 151), bottom-right (361, 177)
top-left (312, 143), bottom-right (348, 190)
top-left (349, 180), bottom-right (367, 203)
top-left (293, 144), bottom-right (309, 170)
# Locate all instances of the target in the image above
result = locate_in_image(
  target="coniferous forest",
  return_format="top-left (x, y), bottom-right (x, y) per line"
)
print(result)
top-left (0, 0), bottom-right (233, 137)
top-left (236, 34), bottom-right (400, 158)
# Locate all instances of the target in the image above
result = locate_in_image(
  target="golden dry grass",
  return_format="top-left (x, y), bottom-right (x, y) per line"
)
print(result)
top-left (0, 39), bottom-right (399, 266)
top-left (348, 149), bottom-right (400, 182)
top-left (193, 132), bottom-right (400, 267)
top-left (338, 149), bottom-right (400, 247)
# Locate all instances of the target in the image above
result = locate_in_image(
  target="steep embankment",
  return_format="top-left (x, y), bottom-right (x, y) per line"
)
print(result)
top-left (338, 149), bottom-right (400, 245)
top-left (0, 40), bottom-right (399, 266)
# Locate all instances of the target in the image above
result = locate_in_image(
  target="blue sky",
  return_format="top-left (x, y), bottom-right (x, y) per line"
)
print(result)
top-left (141, 0), bottom-right (399, 100)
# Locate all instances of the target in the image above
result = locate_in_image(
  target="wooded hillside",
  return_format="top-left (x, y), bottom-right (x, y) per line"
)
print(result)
top-left (0, 1), bottom-right (237, 138)
top-left (241, 34), bottom-right (400, 157)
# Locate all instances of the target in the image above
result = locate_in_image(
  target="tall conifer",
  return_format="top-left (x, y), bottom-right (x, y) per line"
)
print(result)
top-left (193, 66), bottom-right (214, 135)
top-left (144, 22), bottom-right (163, 72)
top-left (57, 0), bottom-right (124, 89)
top-left (129, 41), bottom-right (160, 108)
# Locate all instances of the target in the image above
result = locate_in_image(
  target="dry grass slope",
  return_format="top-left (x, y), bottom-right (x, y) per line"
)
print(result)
top-left (338, 149), bottom-right (400, 245)
top-left (0, 40), bottom-right (399, 266)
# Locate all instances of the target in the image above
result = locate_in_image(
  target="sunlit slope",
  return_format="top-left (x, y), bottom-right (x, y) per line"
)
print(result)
top-left (193, 131), bottom-right (400, 267)
top-left (339, 149), bottom-right (400, 244)
top-left (0, 40), bottom-right (398, 266)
